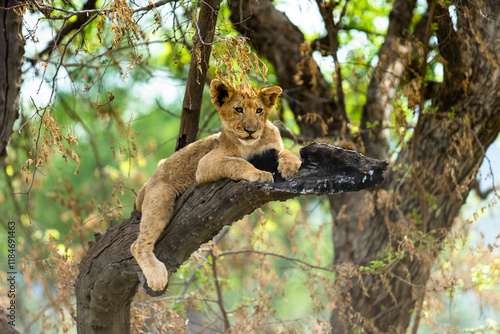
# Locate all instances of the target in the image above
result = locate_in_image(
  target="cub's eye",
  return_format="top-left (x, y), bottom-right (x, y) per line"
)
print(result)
top-left (256, 108), bottom-right (263, 114)
top-left (234, 107), bottom-right (243, 113)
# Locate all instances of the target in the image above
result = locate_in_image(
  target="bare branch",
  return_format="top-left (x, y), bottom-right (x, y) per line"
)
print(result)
top-left (210, 250), bottom-right (230, 332)
top-left (314, 0), bottom-right (349, 119)
top-left (175, 0), bottom-right (221, 150)
top-left (31, 0), bottom-right (177, 21)
top-left (218, 249), bottom-right (334, 272)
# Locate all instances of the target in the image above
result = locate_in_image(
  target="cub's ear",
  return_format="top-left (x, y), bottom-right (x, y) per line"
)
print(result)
top-left (259, 86), bottom-right (283, 108)
top-left (210, 79), bottom-right (235, 109)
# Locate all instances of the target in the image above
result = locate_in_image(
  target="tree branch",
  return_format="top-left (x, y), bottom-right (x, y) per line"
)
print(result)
top-left (315, 0), bottom-right (348, 118)
top-left (211, 250), bottom-right (230, 332)
top-left (31, 0), bottom-right (176, 21)
top-left (36, 0), bottom-right (98, 58)
top-left (175, 0), bottom-right (221, 151)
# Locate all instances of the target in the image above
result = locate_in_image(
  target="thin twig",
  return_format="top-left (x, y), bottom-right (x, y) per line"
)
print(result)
top-left (211, 250), bottom-right (230, 332)
top-left (30, 0), bottom-right (177, 21)
top-left (179, 226), bottom-right (229, 297)
top-left (217, 249), bottom-right (334, 272)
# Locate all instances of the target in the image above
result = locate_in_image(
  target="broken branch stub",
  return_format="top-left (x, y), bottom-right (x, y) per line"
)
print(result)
top-left (260, 142), bottom-right (389, 194)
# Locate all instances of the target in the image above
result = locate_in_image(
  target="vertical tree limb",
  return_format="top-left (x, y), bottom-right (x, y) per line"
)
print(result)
top-left (0, 0), bottom-right (23, 170)
top-left (175, 0), bottom-right (221, 151)
top-left (315, 0), bottom-right (348, 119)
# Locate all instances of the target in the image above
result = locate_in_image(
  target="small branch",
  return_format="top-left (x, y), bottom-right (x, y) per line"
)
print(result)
top-left (218, 249), bottom-right (334, 272)
top-left (278, 126), bottom-right (312, 144)
top-left (35, 0), bottom-right (99, 58)
top-left (44, 12), bottom-right (101, 104)
top-left (211, 250), bottom-right (231, 332)
top-left (31, 0), bottom-right (176, 21)
top-left (175, 0), bottom-right (222, 151)
top-left (156, 98), bottom-right (181, 118)
top-left (410, 300), bottom-right (422, 334)
top-left (179, 226), bottom-right (229, 298)
top-left (315, 0), bottom-right (348, 118)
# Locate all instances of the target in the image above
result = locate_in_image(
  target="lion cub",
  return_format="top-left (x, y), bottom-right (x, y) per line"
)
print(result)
top-left (131, 79), bottom-right (302, 291)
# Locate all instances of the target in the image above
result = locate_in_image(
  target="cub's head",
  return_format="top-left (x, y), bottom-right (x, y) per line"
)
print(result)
top-left (210, 79), bottom-right (282, 146)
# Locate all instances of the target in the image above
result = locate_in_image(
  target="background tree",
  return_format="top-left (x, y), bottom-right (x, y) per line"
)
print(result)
top-left (227, 0), bottom-right (500, 332)
top-left (0, 0), bottom-right (499, 333)
top-left (0, 0), bottom-right (23, 170)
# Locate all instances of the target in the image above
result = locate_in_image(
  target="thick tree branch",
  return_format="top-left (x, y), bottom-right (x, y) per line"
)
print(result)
top-left (76, 143), bottom-right (387, 333)
top-left (175, 0), bottom-right (221, 151)
top-left (433, 1), bottom-right (474, 111)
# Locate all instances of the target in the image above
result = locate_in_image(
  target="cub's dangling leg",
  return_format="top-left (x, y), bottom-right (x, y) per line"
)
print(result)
top-left (131, 183), bottom-right (176, 291)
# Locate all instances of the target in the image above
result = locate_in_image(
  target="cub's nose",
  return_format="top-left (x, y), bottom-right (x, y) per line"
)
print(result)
top-left (244, 127), bottom-right (256, 135)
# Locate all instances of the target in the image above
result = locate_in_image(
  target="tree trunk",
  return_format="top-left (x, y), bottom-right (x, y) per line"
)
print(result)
top-left (329, 1), bottom-right (500, 332)
top-left (228, 0), bottom-right (500, 332)
top-left (175, 0), bottom-right (221, 151)
top-left (75, 144), bottom-right (387, 333)
top-left (0, 308), bottom-right (20, 334)
top-left (0, 0), bottom-right (24, 170)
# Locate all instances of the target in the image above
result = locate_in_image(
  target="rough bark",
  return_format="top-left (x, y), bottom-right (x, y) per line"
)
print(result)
top-left (329, 1), bottom-right (500, 333)
top-left (0, 0), bottom-right (24, 170)
top-left (228, 0), bottom-right (348, 138)
top-left (175, 0), bottom-right (221, 151)
top-left (0, 308), bottom-right (20, 334)
top-left (75, 143), bottom-right (387, 333)
top-left (227, 0), bottom-right (499, 333)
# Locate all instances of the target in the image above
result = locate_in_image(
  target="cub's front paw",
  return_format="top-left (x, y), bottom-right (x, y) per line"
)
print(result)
top-left (247, 170), bottom-right (274, 183)
top-left (278, 158), bottom-right (301, 180)
top-left (143, 258), bottom-right (169, 291)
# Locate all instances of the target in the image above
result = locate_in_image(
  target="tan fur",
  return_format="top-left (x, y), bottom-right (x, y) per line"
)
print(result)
top-left (131, 79), bottom-right (302, 291)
